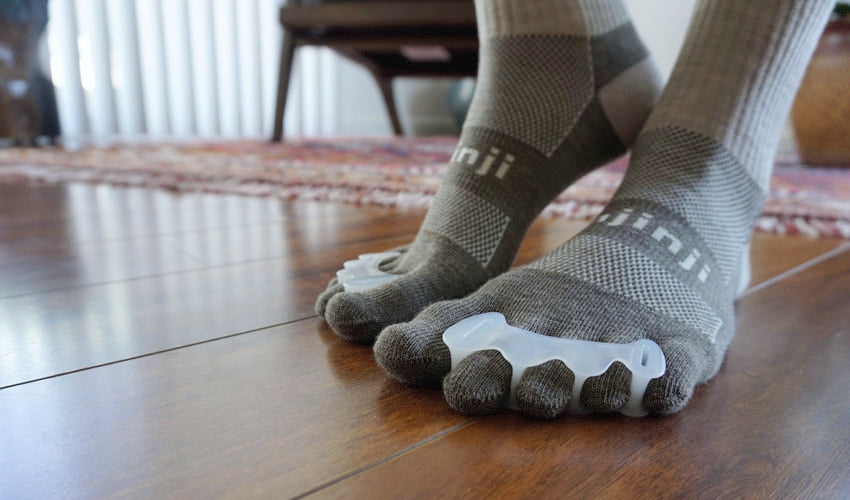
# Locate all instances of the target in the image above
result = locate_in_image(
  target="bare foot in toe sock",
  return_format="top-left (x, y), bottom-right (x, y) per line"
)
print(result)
top-left (317, 0), bottom-right (661, 342)
top-left (374, 0), bottom-right (833, 415)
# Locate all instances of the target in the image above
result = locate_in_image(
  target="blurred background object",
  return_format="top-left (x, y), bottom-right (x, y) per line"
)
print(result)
top-left (38, 0), bottom-right (704, 144)
top-left (271, 0), bottom-right (477, 141)
top-left (791, 2), bottom-right (850, 166)
top-left (0, 0), bottom-right (60, 146)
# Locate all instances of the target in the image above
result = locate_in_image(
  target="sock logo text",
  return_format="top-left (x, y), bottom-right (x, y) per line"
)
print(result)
top-left (451, 144), bottom-right (514, 180)
top-left (597, 207), bottom-right (712, 283)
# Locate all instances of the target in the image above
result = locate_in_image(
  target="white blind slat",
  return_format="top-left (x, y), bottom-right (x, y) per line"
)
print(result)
top-left (160, 0), bottom-right (197, 136)
top-left (187, 0), bottom-right (220, 136)
top-left (134, 0), bottom-right (171, 136)
top-left (212, 0), bottom-right (240, 137)
top-left (76, 0), bottom-right (117, 137)
top-left (48, 0), bottom-right (89, 139)
top-left (47, 0), bottom-right (339, 141)
top-left (105, 0), bottom-right (145, 135)
top-left (236, 0), bottom-right (263, 136)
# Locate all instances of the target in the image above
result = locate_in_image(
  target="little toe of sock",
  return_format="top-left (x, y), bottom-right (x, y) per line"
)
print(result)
top-left (315, 279), bottom-right (344, 318)
top-left (373, 320), bottom-right (451, 387)
top-left (443, 350), bottom-right (512, 415)
top-left (580, 361), bottom-right (632, 413)
top-left (515, 360), bottom-right (575, 419)
top-left (643, 339), bottom-right (706, 415)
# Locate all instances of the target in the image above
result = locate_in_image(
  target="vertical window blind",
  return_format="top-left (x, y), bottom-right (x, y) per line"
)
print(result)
top-left (46, 0), bottom-right (339, 142)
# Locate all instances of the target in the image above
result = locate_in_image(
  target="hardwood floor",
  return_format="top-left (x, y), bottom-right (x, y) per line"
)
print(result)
top-left (1, 181), bottom-right (848, 499)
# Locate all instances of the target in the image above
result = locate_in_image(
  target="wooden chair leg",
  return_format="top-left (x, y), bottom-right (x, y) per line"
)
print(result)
top-left (271, 30), bottom-right (296, 142)
top-left (377, 76), bottom-right (403, 136)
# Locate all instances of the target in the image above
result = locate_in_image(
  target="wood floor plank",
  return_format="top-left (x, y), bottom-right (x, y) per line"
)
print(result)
top-left (312, 248), bottom-right (850, 499)
top-left (0, 209), bottom-right (420, 298)
top-left (0, 181), bottom-right (428, 297)
top-left (0, 183), bottom-right (289, 241)
top-left (0, 318), bottom-right (469, 499)
top-left (3, 182), bottom-right (840, 301)
top-left (748, 231), bottom-right (846, 286)
top-left (0, 238), bottom-right (207, 298)
top-left (157, 210), bottom-right (426, 267)
top-left (0, 182), bottom-right (410, 246)
top-left (0, 232), bottom-right (418, 388)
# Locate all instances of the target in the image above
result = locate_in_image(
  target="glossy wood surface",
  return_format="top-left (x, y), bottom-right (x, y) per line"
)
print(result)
top-left (0, 181), bottom-right (847, 499)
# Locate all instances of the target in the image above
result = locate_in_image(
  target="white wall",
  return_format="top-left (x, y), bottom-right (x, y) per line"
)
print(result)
top-left (333, 58), bottom-right (459, 136)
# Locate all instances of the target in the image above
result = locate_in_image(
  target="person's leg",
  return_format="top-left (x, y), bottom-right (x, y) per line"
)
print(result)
top-left (317, 0), bottom-right (662, 342)
top-left (375, 0), bottom-right (833, 416)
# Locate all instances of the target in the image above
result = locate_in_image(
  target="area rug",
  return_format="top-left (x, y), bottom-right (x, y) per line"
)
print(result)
top-left (1, 137), bottom-right (849, 238)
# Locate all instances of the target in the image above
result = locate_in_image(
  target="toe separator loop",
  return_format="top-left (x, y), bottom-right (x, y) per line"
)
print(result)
top-left (443, 313), bottom-right (666, 417)
top-left (336, 252), bottom-right (400, 292)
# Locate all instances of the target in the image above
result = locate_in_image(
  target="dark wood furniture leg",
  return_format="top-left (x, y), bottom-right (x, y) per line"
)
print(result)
top-left (271, 30), bottom-right (296, 142)
top-left (376, 74), bottom-right (403, 136)
top-left (274, 1), bottom-right (477, 141)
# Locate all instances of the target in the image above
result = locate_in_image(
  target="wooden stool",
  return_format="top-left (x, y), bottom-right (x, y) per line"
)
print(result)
top-left (271, 0), bottom-right (477, 141)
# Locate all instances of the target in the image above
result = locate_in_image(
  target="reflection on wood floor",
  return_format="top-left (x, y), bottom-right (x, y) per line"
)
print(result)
top-left (1, 181), bottom-right (848, 498)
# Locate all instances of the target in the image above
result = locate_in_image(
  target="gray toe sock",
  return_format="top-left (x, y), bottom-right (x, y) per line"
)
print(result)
top-left (320, 0), bottom-right (662, 342)
top-left (375, 0), bottom-right (832, 415)
top-left (443, 350), bottom-right (512, 415)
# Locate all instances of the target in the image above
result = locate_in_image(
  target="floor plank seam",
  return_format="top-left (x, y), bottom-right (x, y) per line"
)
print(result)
top-left (156, 239), bottom-right (212, 267)
top-left (0, 315), bottom-right (318, 391)
top-left (0, 267), bottom-right (215, 301)
top-left (741, 242), bottom-right (850, 298)
top-left (0, 216), bottom-right (299, 247)
top-left (0, 234), bottom-right (419, 301)
top-left (292, 420), bottom-right (476, 499)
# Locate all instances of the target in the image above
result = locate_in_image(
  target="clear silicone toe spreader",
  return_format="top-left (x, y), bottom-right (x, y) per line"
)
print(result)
top-left (337, 252), bottom-right (400, 293)
top-left (442, 312), bottom-right (666, 417)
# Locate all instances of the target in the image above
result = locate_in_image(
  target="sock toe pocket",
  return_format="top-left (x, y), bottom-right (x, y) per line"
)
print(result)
top-left (515, 360), bottom-right (575, 419)
top-left (374, 321), bottom-right (451, 387)
top-left (643, 340), bottom-right (705, 415)
top-left (315, 279), bottom-right (344, 318)
top-left (444, 349), bottom-right (513, 415)
top-left (324, 292), bottom-right (385, 343)
top-left (581, 361), bottom-right (632, 412)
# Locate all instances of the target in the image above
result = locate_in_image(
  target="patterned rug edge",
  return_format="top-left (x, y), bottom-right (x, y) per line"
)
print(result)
top-left (1, 162), bottom-right (849, 239)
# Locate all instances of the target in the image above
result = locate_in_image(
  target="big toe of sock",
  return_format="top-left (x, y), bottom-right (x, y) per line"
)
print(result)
top-left (324, 291), bottom-right (387, 343)
top-left (374, 320), bottom-right (451, 386)
top-left (315, 279), bottom-right (344, 318)
top-left (374, 295), bottom-right (490, 385)
top-left (443, 350), bottom-right (513, 415)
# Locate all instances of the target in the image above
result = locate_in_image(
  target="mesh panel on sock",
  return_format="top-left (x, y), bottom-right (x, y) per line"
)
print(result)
top-left (530, 234), bottom-right (725, 342)
top-left (615, 126), bottom-right (765, 281)
top-left (422, 185), bottom-right (510, 267)
top-left (464, 35), bottom-right (593, 156)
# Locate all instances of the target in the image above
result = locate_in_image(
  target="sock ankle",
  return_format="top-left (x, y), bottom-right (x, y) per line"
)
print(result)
top-left (318, 0), bottom-right (662, 342)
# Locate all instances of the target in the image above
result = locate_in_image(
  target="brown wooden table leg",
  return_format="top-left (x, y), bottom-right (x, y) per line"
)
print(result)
top-left (376, 74), bottom-right (403, 136)
top-left (271, 30), bottom-right (296, 142)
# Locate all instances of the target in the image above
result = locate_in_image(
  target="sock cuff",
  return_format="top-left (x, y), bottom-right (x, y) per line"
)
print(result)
top-left (475, 0), bottom-right (631, 38)
top-left (645, 0), bottom-right (833, 189)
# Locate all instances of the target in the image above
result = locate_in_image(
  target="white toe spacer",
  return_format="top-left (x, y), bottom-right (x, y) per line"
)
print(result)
top-left (442, 312), bottom-right (667, 417)
top-left (337, 252), bottom-right (400, 293)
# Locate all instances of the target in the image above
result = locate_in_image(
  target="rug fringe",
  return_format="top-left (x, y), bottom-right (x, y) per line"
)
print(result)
top-left (2, 146), bottom-right (849, 240)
